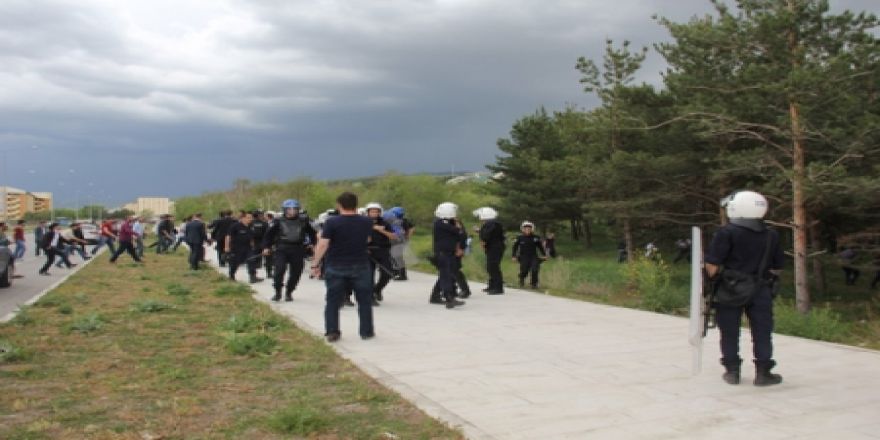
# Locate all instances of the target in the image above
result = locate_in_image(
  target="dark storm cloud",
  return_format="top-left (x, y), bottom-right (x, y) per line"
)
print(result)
top-left (0, 0), bottom-right (876, 207)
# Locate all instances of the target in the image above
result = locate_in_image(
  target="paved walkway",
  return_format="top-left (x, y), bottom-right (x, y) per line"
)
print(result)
top-left (0, 250), bottom-right (97, 322)
top-left (211, 256), bottom-right (880, 439)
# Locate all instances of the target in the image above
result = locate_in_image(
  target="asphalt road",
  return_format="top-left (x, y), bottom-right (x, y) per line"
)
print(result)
top-left (0, 247), bottom-right (94, 321)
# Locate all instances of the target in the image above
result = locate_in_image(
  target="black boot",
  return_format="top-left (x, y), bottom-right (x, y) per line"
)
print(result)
top-left (754, 360), bottom-right (783, 386)
top-left (721, 359), bottom-right (742, 385)
top-left (284, 288), bottom-right (294, 302)
top-left (430, 295), bottom-right (445, 304)
top-left (374, 288), bottom-right (383, 302)
top-left (271, 289), bottom-right (281, 302)
top-left (249, 275), bottom-right (263, 284)
top-left (445, 296), bottom-right (465, 309)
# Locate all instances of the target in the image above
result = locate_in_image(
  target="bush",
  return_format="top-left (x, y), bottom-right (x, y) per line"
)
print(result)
top-left (214, 283), bottom-right (251, 297)
top-left (0, 340), bottom-right (32, 364)
top-left (226, 333), bottom-right (278, 356)
top-left (10, 307), bottom-right (34, 326)
top-left (774, 302), bottom-right (851, 342)
top-left (131, 300), bottom-right (174, 313)
top-left (68, 314), bottom-right (104, 334)
top-left (58, 304), bottom-right (74, 315)
top-left (542, 258), bottom-right (574, 291)
top-left (220, 312), bottom-right (284, 334)
top-left (268, 406), bottom-right (330, 436)
top-left (166, 283), bottom-right (192, 296)
top-left (623, 257), bottom-right (687, 312)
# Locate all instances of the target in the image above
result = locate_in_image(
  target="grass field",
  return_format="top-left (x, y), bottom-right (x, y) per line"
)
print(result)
top-left (0, 252), bottom-right (461, 440)
top-left (409, 231), bottom-right (879, 350)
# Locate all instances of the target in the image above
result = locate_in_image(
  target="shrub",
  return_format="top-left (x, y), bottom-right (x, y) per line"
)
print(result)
top-left (214, 284), bottom-right (251, 297)
top-left (268, 406), bottom-right (330, 436)
top-left (131, 300), bottom-right (174, 313)
top-left (10, 307), bottom-right (34, 326)
top-left (226, 333), bottom-right (278, 356)
top-left (623, 257), bottom-right (687, 312)
top-left (58, 304), bottom-right (74, 315)
top-left (774, 302), bottom-right (851, 342)
top-left (166, 283), bottom-right (192, 296)
top-left (0, 340), bottom-right (32, 364)
top-left (68, 314), bottom-right (104, 334)
top-left (542, 258), bottom-right (574, 291)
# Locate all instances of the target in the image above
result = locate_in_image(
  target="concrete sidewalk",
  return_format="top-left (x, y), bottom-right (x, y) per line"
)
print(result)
top-left (0, 250), bottom-right (98, 322)
top-left (213, 257), bottom-right (880, 439)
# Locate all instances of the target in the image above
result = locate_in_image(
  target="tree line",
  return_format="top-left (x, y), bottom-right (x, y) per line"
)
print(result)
top-left (489, 0), bottom-right (880, 314)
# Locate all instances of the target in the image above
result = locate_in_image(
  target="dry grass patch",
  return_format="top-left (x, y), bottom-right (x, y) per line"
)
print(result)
top-left (0, 252), bottom-right (461, 440)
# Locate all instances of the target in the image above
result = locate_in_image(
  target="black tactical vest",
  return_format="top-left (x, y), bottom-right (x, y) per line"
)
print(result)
top-left (278, 217), bottom-right (304, 245)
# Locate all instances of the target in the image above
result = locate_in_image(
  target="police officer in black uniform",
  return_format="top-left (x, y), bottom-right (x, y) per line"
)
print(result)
top-left (249, 210), bottom-right (269, 274)
top-left (434, 202), bottom-right (466, 309)
top-left (225, 212), bottom-right (262, 283)
top-left (209, 210), bottom-right (235, 267)
top-left (475, 207), bottom-right (505, 294)
top-left (705, 190), bottom-right (785, 386)
top-left (512, 221), bottom-right (547, 288)
top-left (261, 199), bottom-right (316, 302)
top-left (365, 203), bottom-right (396, 305)
top-left (430, 216), bottom-right (472, 303)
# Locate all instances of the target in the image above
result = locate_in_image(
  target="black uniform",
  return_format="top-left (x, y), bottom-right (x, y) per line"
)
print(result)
top-left (209, 215), bottom-right (235, 267)
top-left (156, 218), bottom-right (174, 253)
top-left (479, 219), bottom-right (506, 293)
top-left (227, 221), bottom-right (257, 281)
top-left (262, 214), bottom-right (317, 300)
top-left (431, 227), bottom-right (471, 301)
top-left (250, 217), bottom-right (269, 271)
top-left (513, 233), bottom-right (546, 288)
top-left (706, 221), bottom-right (784, 379)
top-left (433, 218), bottom-right (464, 307)
top-left (183, 219), bottom-right (208, 270)
top-left (368, 217), bottom-right (395, 302)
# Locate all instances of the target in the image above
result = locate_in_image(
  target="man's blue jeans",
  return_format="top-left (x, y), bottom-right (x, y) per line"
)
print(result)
top-left (13, 240), bottom-right (26, 260)
top-left (324, 264), bottom-right (374, 337)
top-left (93, 236), bottom-right (116, 255)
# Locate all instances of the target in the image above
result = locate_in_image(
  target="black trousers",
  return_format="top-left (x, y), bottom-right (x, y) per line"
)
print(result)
top-left (843, 266), bottom-right (860, 285)
top-left (370, 250), bottom-right (393, 295)
top-left (228, 248), bottom-right (256, 280)
top-left (110, 241), bottom-right (141, 263)
top-left (435, 252), bottom-right (458, 301)
top-left (485, 246), bottom-right (504, 291)
top-left (432, 256), bottom-right (470, 298)
top-left (716, 287), bottom-right (774, 367)
top-left (517, 256), bottom-right (541, 287)
top-left (40, 248), bottom-right (71, 273)
top-left (274, 245), bottom-right (305, 294)
top-left (188, 242), bottom-right (204, 269)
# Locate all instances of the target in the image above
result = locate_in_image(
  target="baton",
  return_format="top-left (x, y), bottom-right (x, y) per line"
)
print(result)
top-left (369, 256), bottom-right (397, 277)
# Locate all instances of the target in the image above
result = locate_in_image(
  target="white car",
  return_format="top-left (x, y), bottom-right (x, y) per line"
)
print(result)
top-left (79, 223), bottom-right (101, 245)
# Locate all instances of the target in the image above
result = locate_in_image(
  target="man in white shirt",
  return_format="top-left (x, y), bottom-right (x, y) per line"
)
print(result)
top-left (132, 217), bottom-right (146, 258)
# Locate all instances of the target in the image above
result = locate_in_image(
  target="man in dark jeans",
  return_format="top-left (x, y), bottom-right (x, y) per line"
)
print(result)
top-left (311, 192), bottom-right (375, 342)
top-left (39, 223), bottom-right (76, 275)
top-left (184, 213), bottom-right (208, 270)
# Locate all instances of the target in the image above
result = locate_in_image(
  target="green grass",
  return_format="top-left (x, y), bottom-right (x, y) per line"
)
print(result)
top-left (0, 249), bottom-right (460, 439)
top-left (411, 230), bottom-right (880, 349)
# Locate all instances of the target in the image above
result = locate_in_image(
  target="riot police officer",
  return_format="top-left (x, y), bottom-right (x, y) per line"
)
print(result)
top-left (705, 190), bottom-right (785, 386)
top-left (250, 210), bottom-right (269, 275)
top-left (512, 221), bottom-right (547, 288)
top-left (475, 207), bottom-right (505, 294)
top-left (261, 199), bottom-right (317, 302)
top-left (365, 203), bottom-right (397, 305)
top-left (434, 202), bottom-right (466, 309)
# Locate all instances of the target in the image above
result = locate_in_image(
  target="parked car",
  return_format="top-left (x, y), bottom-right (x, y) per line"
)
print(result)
top-left (0, 246), bottom-right (12, 288)
top-left (79, 223), bottom-right (100, 245)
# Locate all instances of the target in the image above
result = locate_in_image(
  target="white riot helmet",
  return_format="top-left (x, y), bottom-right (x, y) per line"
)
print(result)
top-left (357, 207), bottom-right (367, 216)
top-left (364, 202), bottom-right (383, 215)
top-left (722, 190), bottom-right (768, 219)
top-left (473, 207), bottom-right (498, 221)
top-left (435, 202), bottom-right (459, 219)
top-left (521, 221), bottom-right (535, 230)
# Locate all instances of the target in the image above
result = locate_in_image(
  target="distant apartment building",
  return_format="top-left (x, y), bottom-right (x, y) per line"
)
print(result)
top-left (0, 186), bottom-right (53, 220)
top-left (122, 197), bottom-right (174, 216)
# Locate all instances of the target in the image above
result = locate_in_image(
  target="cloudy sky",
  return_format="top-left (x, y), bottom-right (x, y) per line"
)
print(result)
top-left (0, 0), bottom-right (875, 207)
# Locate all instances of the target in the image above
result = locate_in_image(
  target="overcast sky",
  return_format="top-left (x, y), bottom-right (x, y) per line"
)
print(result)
top-left (0, 0), bottom-right (875, 208)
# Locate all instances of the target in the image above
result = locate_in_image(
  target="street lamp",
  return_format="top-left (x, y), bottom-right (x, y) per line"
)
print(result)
top-left (1, 145), bottom-right (39, 221)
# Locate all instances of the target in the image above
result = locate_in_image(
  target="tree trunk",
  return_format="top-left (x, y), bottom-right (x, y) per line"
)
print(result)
top-left (570, 219), bottom-right (580, 241)
top-left (809, 221), bottom-right (826, 295)
top-left (623, 218), bottom-right (634, 263)
top-left (583, 217), bottom-right (593, 248)
top-left (788, 2), bottom-right (811, 314)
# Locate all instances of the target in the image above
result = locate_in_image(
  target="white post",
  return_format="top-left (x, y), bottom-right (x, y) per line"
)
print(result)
top-left (688, 226), bottom-right (704, 376)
